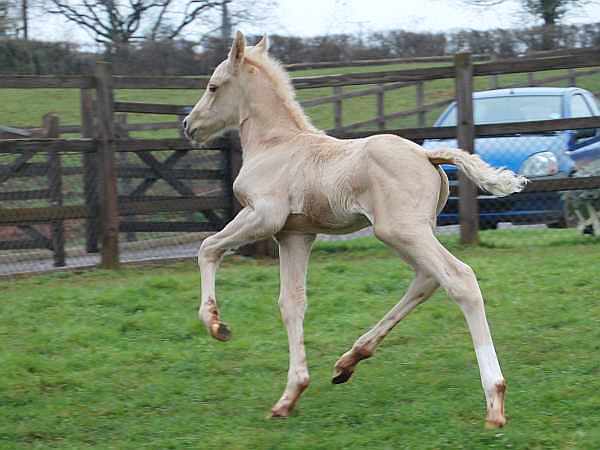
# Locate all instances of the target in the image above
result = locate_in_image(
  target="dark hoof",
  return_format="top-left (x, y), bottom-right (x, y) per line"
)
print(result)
top-left (210, 322), bottom-right (232, 342)
top-left (332, 368), bottom-right (354, 384)
top-left (269, 409), bottom-right (291, 419)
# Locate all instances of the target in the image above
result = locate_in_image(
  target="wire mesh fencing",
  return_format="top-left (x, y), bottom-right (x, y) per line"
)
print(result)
top-left (0, 134), bottom-right (235, 276)
top-left (0, 145), bottom-right (97, 275)
top-left (114, 146), bottom-right (231, 263)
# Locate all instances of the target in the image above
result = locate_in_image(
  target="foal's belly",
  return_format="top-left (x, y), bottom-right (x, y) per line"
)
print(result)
top-left (282, 213), bottom-right (371, 235)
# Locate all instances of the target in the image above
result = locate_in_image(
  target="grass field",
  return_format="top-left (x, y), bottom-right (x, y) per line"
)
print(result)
top-left (2, 62), bottom-right (600, 137)
top-left (2, 230), bottom-right (600, 449)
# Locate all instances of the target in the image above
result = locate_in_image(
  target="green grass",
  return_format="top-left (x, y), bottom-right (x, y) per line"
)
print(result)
top-left (2, 231), bottom-right (600, 449)
top-left (1, 63), bottom-right (599, 138)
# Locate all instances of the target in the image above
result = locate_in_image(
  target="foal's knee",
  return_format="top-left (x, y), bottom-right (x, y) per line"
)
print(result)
top-left (197, 236), bottom-right (225, 266)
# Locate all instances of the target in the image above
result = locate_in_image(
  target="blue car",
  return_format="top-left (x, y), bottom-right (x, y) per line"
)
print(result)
top-left (423, 87), bottom-right (600, 227)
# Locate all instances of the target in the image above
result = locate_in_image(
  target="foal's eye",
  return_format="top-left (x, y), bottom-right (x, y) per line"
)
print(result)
top-left (208, 84), bottom-right (218, 93)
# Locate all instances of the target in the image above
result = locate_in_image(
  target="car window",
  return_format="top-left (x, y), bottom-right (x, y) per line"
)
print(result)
top-left (439, 95), bottom-right (563, 126)
top-left (571, 94), bottom-right (593, 118)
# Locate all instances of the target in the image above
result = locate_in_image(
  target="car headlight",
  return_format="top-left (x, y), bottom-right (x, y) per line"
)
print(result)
top-left (520, 152), bottom-right (559, 178)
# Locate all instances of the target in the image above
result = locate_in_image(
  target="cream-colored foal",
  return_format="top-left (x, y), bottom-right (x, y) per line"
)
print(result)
top-left (184, 32), bottom-right (526, 428)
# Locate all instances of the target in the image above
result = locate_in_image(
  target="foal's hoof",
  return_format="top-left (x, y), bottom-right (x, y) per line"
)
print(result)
top-left (210, 321), bottom-right (232, 341)
top-left (331, 367), bottom-right (354, 384)
top-left (332, 349), bottom-right (370, 384)
top-left (269, 407), bottom-right (291, 418)
top-left (485, 417), bottom-right (507, 429)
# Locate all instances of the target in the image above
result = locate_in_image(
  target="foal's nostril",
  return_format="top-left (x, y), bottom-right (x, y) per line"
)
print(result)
top-left (182, 118), bottom-right (188, 131)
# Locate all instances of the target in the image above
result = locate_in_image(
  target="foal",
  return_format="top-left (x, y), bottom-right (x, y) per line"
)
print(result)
top-left (183, 32), bottom-right (526, 428)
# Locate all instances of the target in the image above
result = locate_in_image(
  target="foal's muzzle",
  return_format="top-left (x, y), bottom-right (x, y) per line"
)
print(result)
top-left (182, 120), bottom-right (198, 141)
top-left (181, 107), bottom-right (195, 140)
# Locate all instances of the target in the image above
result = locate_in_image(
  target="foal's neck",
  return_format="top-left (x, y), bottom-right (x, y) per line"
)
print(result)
top-left (238, 65), bottom-right (318, 154)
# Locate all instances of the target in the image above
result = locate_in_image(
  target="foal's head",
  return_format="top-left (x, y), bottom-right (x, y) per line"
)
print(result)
top-left (183, 31), bottom-right (268, 143)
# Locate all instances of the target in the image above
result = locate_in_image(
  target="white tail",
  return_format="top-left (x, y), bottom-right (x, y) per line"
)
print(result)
top-left (428, 148), bottom-right (528, 197)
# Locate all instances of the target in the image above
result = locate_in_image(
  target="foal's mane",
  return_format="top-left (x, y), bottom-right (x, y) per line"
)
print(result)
top-left (244, 50), bottom-right (321, 134)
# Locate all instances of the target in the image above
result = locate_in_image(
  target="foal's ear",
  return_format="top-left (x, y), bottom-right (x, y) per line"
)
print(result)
top-left (255, 34), bottom-right (269, 54)
top-left (228, 31), bottom-right (246, 72)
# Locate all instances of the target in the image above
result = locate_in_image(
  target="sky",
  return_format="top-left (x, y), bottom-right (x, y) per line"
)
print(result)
top-left (32, 0), bottom-right (600, 47)
top-left (266, 0), bottom-right (600, 36)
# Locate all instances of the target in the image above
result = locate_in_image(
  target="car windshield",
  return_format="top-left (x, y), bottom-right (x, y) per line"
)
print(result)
top-left (439, 95), bottom-right (563, 126)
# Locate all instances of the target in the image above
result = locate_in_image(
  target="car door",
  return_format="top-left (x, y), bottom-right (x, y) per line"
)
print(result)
top-left (566, 92), bottom-right (600, 170)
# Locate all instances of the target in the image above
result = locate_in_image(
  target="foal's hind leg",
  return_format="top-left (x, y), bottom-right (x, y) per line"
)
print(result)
top-left (270, 232), bottom-right (315, 417)
top-left (332, 271), bottom-right (438, 384)
top-left (377, 225), bottom-right (507, 428)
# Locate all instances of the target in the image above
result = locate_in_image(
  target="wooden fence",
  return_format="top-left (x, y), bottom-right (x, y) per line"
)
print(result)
top-left (2, 48), bottom-right (600, 269)
top-left (0, 131), bottom-right (237, 269)
top-left (5, 46), bottom-right (600, 139)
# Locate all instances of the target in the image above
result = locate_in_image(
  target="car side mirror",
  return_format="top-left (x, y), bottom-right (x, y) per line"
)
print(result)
top-left (574, 128), bottom-right (597, 140)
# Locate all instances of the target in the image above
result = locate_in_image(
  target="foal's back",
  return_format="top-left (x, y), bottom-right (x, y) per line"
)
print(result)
top-left (280, 132), bottom-right (442, 234)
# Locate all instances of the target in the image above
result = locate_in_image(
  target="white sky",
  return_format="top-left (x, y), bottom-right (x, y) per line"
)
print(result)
top-left (265, 0), bottom-right (600, 36)
top-left (33, 0), bottom-right (600, 47)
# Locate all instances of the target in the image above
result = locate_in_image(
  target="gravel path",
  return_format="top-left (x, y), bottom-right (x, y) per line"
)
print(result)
top-left (1, 226), bottom-right (465, 277)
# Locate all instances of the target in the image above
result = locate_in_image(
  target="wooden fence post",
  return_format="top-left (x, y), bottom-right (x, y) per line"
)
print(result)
top-left (376, 84), bottom-right (385, 130)
top-left (454, 52), bottom-right (479, 245)
top-left (94, 61), bottom-right (120, 268)
top-left (80, 88), bottom-right (99, 253)
top-left (488, 55), bottom-right (499, 89)
top-left (333, 86), bottom-right (343, 130)
top-left (527, 72), bottom-right (535, 86)
top-left (568, 68), bottom-right (577, 87)
top-left (416, 81), bottom-right (426, 127)
top-left (44, 113), bottom-right (66, 267)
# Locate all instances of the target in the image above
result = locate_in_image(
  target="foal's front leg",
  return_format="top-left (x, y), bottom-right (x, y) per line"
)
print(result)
top-left (271, 232), bottom-right (315, 418)
top-left (198, 200), bottom-right (288, 341)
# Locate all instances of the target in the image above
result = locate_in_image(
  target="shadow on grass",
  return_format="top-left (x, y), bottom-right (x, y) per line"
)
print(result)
top-left (313, 228), bottom-right (599, 257)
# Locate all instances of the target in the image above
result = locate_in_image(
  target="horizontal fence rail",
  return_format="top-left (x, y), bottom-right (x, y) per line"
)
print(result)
top-left (0, 75), bottom-right (95, 89)
top-left (0, 137), bottom-right (230, 154)
top-left (114, 102), bottom-right (191, 115)
top-left (284, 54), bottom-right (491, 71)
top-left (522, 176), bottom-right (600, 193)
top-left (283, 46), bottom-right (600, 71)
top-left (0, 196), bottom-right (229, 225)
top-left (335, 116), bottom-right (600, 141)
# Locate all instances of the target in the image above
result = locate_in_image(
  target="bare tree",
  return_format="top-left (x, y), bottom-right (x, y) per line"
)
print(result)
top-left (0, 1), bottom-right (13, 36)
top-left (0, 0), bottom-right (29, 38)
top-left (46, 0), bottom-right (277, 59)
top-left (460, 0), bottom-right (595, 49)
top-left (46, 1), bottom-right (222, 52)
top-left (20, 0), bottom-right (27, 39)
top-left (463, 0), bottom-right (593, 26)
